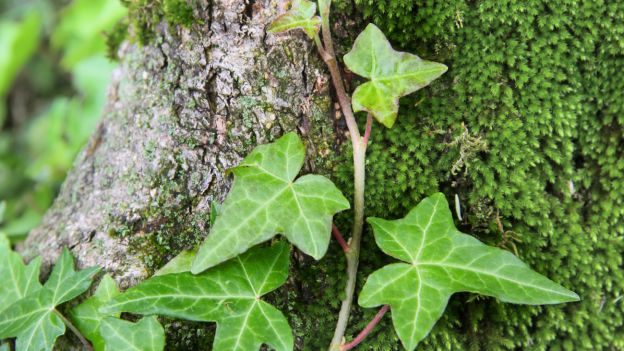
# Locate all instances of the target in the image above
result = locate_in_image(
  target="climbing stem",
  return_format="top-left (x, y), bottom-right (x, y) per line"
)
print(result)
top-left (329, 138), bottom-right (366, 350)
top-left (53, 309), bottom-right (93, 351)
top-left (340, 305), bottom-right (390, 351)
top-left (315, 4), bottom-right (371, 349)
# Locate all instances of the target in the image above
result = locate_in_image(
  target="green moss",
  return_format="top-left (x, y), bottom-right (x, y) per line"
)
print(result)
top-left (160, 318), bottom-right (214, 351)
top-left (162, 0), bottom-right (195, 28)
top-left (105, 0), bottom-right (199, 51)
top-left (318, 0), bottom-right (624, 350)
top-left (105, 19), bottom-right (129, 60)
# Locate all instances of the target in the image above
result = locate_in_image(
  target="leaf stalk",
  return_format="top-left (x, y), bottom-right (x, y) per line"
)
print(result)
top-left (332, 223), bottom-right (349, 253)
top-left (340, 305), bottom-right (390, 351)
top-left (53, 309), bottom-right (93, 351)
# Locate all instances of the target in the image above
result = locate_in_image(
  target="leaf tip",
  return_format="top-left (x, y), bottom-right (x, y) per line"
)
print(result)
top-left (190, 252), bottom-right (216, 275)
top-left (189, 261), bottom-right (206, 275)
top-left (434, 62), bottom-right (449, 75)
top-left (562, 289), bottom-right (580, 302)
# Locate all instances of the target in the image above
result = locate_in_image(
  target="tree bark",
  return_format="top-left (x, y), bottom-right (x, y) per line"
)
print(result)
top-left (20, 0), bottom-right (339, 290)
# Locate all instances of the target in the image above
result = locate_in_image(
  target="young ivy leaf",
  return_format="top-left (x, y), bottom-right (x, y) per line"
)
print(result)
top-left (102, 243), bottom-right (293, 351)
top-left (360, 193), bottom-right (579, 351)
top-left (0, 248), bottom-right (99, 351)
top-left (267, 0), bottom-right (321, 39)
top-left (0, 234), bottom-right (42, 312)
top-left (191, 132), bottom-right (349, 274)
top-left (344, 24), bottom-right (448, 128)
top-left (70, 274), bottom-right (120, 351)
top-left (100, 316), bottom-right (165, 351)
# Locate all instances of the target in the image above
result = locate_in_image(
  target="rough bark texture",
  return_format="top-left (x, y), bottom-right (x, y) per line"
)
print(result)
top-left (21, 0), bottom-right (337, 288)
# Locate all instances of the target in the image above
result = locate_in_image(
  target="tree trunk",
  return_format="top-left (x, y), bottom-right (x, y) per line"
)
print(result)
top-left (21, 0), bottom-right (338, 291)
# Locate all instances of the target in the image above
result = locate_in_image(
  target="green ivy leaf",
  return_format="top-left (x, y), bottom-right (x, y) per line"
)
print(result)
top-left (100, 316), bottom-right (165, 351)
top-left (360, 193), bottom-right (579, 350)
top-left (0, 248), bottom-right (99, 351)
top-left (191, 132), bottom-right (349, 274)
top-left (0, 234), bottom-right (42, 312)
top-left (267, 0), bottom-right (321, 39)
top-left (343, 24), bottom-right (447, 128)
top-left (70, 274), bottom-right (120, 351)
top-left (102, 243), bottom-right (293, 351)
top-left (154, 249), bottom-right (197, 276)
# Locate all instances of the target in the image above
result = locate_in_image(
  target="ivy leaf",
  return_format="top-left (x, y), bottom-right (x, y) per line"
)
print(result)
top-left (70, 274), bottom-right (120, 351)
top-left (343, 24), bottom-right (448, 128)
top-left (360, 193), bottom-right (579, 350)
top-left (0, 234), bottom-right (42, 312)
top-left (102, 243), bottom-right (293, 351)
top-left (100, 316), bottom-right (165, 351)
top-left (154, 249), bottom-right (197, 276)
top-left (267, 0), bottom-right (321, 39)
top-left (0, 248), bottom-right (99, 351)
top-left (191, 132), bottom-right (349, 274)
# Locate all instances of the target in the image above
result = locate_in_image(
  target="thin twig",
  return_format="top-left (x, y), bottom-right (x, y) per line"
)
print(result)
top-left (54, 309), bottom-right (93, 351)
top-left (340, 305), bottom-right (390, 351)
top-left (332, 223), bottom-right (349, 253)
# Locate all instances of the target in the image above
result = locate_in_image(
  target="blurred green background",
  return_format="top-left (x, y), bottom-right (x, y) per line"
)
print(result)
top-left (0, 0), bottom-right (126, 239)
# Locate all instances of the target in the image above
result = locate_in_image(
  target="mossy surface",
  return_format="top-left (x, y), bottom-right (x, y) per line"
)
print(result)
top-left (314, 0), bottom-right (623, 350)
top-left (107, 0), bottom-right (198, 50)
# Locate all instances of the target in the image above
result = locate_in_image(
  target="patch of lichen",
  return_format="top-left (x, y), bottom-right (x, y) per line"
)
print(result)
top-left (108, 153), bottom-right (208, 275)
top-left (106, 0), bottom-right (198, 52)
top-left (310, 0), bottom-right (624, 350)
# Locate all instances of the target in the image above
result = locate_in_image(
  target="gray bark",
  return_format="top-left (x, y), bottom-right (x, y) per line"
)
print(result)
top-left (20, 0), bottom-right (339, 291)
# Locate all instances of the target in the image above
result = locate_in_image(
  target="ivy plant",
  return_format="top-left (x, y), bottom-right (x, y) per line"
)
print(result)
top-left (70, 275), bottom-right (121, 351)
top-left (99, 316), bottom-right (165, 351)
top-left (191, 132), bottom-right (349, 274)
top-left (343, 23), bottom-right (448, 128)
top-left (0, 239), bottom-right (99, 351)
top-left (267, 0), bottom-right (320, 39)
top-left (0, 0), bottom-right (580, 350)
top-left (102, 243), bottom-right (293, 351)
top-left (360, 193), bottom-right (579, 350)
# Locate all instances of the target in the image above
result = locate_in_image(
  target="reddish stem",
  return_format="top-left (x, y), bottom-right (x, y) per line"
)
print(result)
top-left (340, 305), bottom-right (390, 351)
top-left (332, 223), bottom-right (349, 253)
top-left (362, 113), bottom-right (373, 146)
